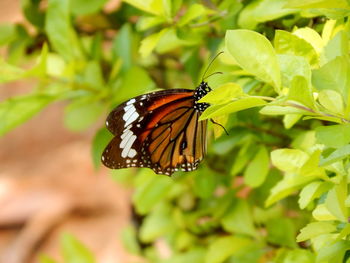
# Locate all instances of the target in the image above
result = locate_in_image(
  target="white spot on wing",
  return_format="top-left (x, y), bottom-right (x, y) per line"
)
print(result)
top-left (120, 130), bottom-right (133, 148)
top-left (121, 135), bottom-right (136, 158)
top-left (123, 106), bottom-right (136, 122)
top-left (128, 149), bottom-right (137, 158)
top-left (124, 111), bottom-right (139, 127)
top-left (121, 129), bottom-right (132, 140)
top-left (126, 98), bottom-right (136, 105)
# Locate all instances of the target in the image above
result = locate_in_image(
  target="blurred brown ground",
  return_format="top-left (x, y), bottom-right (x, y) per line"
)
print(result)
top-left (0, 1), bottom-right (136, 262)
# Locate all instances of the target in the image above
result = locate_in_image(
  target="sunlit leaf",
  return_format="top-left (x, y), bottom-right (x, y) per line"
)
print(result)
top-left (271, 148), bottom-right (308, 173)
top-left (61, 233), bottom-right (95, 263)
top-left (238, 0), bottom-right (296, 29)
top-left (0, 94), bottom-right (56, 136)
top-left (287, 75), bottom-right (316, 110)
top-left (91, 128), bottom-right (113, 169)
top-left (266, 218), bottom-right (296, 248)
top-left (315, 124), bottom-right (350, 148)
top-left (297, 222), bottom-right (336, 242)
top-left (221, 199), bottom-right (256, 237)
top-left (70, 0), bottom-right (108, 15)
top-left (205, 236), bottom-right (252, 263)
top-left (45, 0), bottom-right (83, 61)
top-left (278, 54), bottom-right (311, 89)
top-left (140, 28), bottom-right (168, 57)
top-left (225, 30), bottom-right (281, 92)
top-left (199, 83), bottom-right (244, 104)
top-left (64, 99), bottom-right (104, 131)
top-left (325, 181), bottom-right (348, 222)
top-left (200, 97), bottom-right (266, 120)
top-left (274, 30), bottom-right (318, 67)
top-left (318, 89), bottom-right (345, 116)
top-left (298, 181), bottom-right (331, 209)
top-left (244, 145), bottom-right (269, 188)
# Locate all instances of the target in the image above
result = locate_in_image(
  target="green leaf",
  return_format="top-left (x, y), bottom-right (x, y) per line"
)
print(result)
top-left (139, 203), bottom-right (174, 242)
top-left (244, 145), bottom-right (269, 188)
top-left (315, 124), bottom-right (350, 148)
top-left (286, 0), bottom-right (350, 8)
top-left (0, 59), bottom-right (25, 83)
top-left (270, 149), bottom-right (308, 173)
top-left (287, 75), bottom-right (315, 110)
top-left (123, 0), bottom-right (167, 16)
top-left (164, 249), bottom-right (205, 263)
top-left (325, 182), bottom-right (348, 222)
top-left (316, 240), bottom-right (350, 263)
top-left (293, 27), bottom-right (324, 54)
top-left (299, 150), bottom-right (326, 178)
top-left (318, 89), bottom-right (345, 116)
top-left (0, 24), bottom-right (16, 45)
top-left (205, 236), bottom-right (252, 263)
top-left (116, 66), bottom-right (155, 103)
top-left (298, 181), bottom-right (331, 209)
top-left (178, 4), bottom-right (207, 26)
top-left (238, 0), bottom-right (296, 29)
top-left (320, 144), bottom-right (350, 166)
top-left (266, 172), bottom-right (314, 206)
top-left (112, 24), bottom-right (134, 72)
top-left (281, 249), bottom-right (315, 263)
top-left (22, 0), bottom-right (45, 28)
top-left (225, 29), bottom-right (281, 92)
top-left (200, 97), bottom-right (267, 120)
top-left (45, 0), bottom-right (82, 61)
top-left (283, 114), bottom-right (302, 129)
top-left (61, 233), bottom-right (95, 263)
top-left (25, 43), bottom-right (49, 78)
top-left (274, 30), bottom-right (318, 67)
top-left (46, 54), bottom-right (67, 77)
top-left (91, 128), bottom-right (113, 169)
top-left (83, 61), bottom-right (105, 89)
top-left (0, 94), bottom-right (56, 136)
top-left (137, 16), bottom-right (166, 31)
top-left (221, 199), bottom-right (256, 237)
top-left (260, 105), bottom-right (311, 115)
top-left (193, 172), bottom-right (216, 199)
top-left (199, 83), bottom-right (244, 105)
top-left (266, 218), bottom-right (296, 248)
top-left (133, 172), bottom-right (173, 215)
top-left (64, 99), bottom-right (104, 131)
top-left (321, 30), bottom-right (349, 65)
top-left (297, 222), bottom-right (336, 242)
top-left (312, 56), bottom-right (350, 101)
top-left (140, 28), bottom-right (168, 57)
top-left (70, 0), bottom-right (108, 15)
top-left (39, 255), bottom-right (58, 263)
top-left (312, 204), bottom-right (338, 221)
top-left (121, 225), bottom-right (141, 255)
top-left (278, 54), bottom-right (311, 89)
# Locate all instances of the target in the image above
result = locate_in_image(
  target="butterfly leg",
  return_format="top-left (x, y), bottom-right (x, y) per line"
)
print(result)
top-left (210, 118), bottom-right (229, 136)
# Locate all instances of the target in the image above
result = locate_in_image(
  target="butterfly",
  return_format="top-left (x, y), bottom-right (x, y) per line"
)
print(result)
top-left (101, 53), bottom-right (224, 176)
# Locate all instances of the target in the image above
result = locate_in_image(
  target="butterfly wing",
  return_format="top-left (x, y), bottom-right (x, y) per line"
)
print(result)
top-left (102, 89), bottom-right (208, 175)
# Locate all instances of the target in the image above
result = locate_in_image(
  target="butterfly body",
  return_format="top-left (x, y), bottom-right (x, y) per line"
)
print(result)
top-left (102, 81), bottom-right (212, 175)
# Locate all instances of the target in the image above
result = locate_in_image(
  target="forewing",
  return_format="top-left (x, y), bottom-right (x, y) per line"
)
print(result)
top-left (102, 89), bottom-right (194, 170)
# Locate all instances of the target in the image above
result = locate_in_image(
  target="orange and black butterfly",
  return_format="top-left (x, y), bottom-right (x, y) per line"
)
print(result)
top-left (102, 53), bottom-right (224, 176)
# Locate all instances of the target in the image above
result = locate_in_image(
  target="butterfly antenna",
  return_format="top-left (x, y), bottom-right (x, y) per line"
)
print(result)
top-left (201, 51), bottom-right (224, 82)
top-left (203, 71), bottom-right (223, 81)
top-left (210, 118), bottom-right (229, 136)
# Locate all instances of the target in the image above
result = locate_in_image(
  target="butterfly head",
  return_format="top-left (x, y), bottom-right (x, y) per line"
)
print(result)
top-left (194, 81), bottom-right (211, 112)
